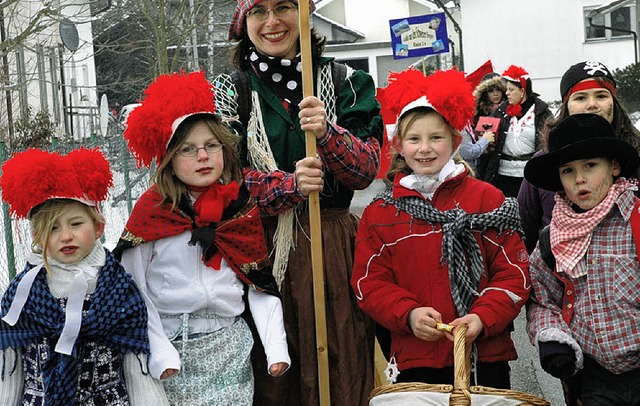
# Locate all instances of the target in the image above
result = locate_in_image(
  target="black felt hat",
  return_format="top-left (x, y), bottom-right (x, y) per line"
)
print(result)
top-left (524, 113), bottom-right (639, 191)
top-left (560, 61), bottom-right (615, 101)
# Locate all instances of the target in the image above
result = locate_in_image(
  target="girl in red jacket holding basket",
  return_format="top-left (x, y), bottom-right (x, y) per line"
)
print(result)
top-left (351, 68), bottom-right (530, 388)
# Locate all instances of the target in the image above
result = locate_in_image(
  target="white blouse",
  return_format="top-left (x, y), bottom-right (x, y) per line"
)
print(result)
top-left (499, 104), bottom-right (537, 178)
top-left (119, 231), bottom-right (290, 378)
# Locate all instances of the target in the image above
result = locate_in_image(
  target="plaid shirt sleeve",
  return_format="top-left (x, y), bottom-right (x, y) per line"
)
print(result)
top-left (317, 122), bottom-right (381, 190)
top-left (244, 122), bottom-right (381, 216)
top-left (525, 248), bottom-right (573, 345)
top-left (526, 248), bottom-right (583, 366)
top-left (243, 168), bottom-right (306, 216)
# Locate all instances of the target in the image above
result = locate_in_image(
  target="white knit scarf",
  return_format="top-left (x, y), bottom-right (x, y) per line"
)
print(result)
top-left (399, 160), bottom-right (463, 199)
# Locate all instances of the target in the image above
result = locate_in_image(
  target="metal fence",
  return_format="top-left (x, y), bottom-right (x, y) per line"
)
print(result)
top-left (0, 131), bottom-right (152, 292)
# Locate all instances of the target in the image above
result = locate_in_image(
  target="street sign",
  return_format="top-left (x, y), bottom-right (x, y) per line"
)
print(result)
top-left (389, 13), bottom-right (449, 60)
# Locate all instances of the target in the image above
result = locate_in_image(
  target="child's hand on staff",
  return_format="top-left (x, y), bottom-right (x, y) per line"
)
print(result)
top-left (482, 131), bottom-right (495, 143)
top-left (160, 368), bottom-right (179, 379)
top-left (269, 362), bottom-right (290, 377)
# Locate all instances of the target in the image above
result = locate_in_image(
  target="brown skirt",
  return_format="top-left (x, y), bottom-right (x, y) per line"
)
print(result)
top-left (249, 208), bottom-right (375, 406)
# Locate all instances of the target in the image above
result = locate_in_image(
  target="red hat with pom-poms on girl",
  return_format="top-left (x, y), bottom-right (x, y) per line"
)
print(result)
top-left (376, 67), bottom-right (475, 151)
top-left (0, 148), bottom-right (113, 219)
top-left (123, 70), bottom-right (218, 168)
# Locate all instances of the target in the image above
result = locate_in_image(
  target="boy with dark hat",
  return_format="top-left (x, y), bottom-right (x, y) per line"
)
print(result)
top-left (525, 113), bottom-right (640, 405)
top-left (517, 60), bottom-right (640, 255)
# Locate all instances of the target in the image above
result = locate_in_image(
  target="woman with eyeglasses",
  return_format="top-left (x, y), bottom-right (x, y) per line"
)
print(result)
top-left (116, 71), bottom-right (290, 405)
top-left (213, 1), bottom-right (384, 405)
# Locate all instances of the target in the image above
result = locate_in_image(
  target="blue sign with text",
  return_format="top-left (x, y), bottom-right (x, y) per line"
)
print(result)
top-left (389, 12), bottom-right (449, 59)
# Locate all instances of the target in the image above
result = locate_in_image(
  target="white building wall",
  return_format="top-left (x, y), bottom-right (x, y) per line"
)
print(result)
top-left (0, 1), bottom-right (57, 139)
top-left (339, 0), bottom-right (460, 45)
top-left (343, 0), bottom-right (414, 42)
top-left (60, 1), bottom-right (99, 141)
top-left (0, 0), bottom-right (98, 144)
top-left (459, 0), bottom-right (636, 104)
top-left (320, 0), bottom-right (462, 87)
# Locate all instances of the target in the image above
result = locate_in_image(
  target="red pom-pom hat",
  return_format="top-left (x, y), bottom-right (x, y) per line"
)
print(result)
top-left (123, 71), bottom-right (217, 168)
top-left (502, 65), bottom-right (529, 95)
top-left (0, 148), bottom-right (113, 219)
top-left (376, 68), bottom-right (475, 135)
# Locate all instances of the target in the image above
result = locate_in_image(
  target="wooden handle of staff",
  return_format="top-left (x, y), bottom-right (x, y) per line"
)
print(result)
top-left (298, 1), bottom-right (331, 405)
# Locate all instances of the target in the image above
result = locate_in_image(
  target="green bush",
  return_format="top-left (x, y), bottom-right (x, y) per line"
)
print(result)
top-left (613, 62), bottom-right (640, 112)
top-left (14, 108), bottom-right (56, 149)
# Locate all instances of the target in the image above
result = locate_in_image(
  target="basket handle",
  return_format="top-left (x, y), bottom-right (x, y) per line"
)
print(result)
top-left (450, 323), bottom-right (471, 405)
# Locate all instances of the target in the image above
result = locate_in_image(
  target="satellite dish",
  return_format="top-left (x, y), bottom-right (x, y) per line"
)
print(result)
top-left (59, 18), bottom-right (79, 52)
top-left (100, 94), bottom-right (109, 137)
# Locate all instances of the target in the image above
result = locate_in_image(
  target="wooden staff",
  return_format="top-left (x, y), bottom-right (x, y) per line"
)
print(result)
top-left (298, 1), bottom-right (331, 404)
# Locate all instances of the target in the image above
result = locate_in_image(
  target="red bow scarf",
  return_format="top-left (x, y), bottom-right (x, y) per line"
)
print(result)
top-left (188, 182), bottom-right (241, 270)
top-left (506, 103), bottom-right (522, 117)
top-left (116, 182), bottom-right (277, 295)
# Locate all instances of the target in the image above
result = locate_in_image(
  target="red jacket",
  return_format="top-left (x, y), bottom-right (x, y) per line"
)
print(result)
top-left (351, 170), bottom-right (530, 371)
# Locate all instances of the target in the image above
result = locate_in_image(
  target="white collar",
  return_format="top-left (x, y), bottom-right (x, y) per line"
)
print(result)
top-left (400, 160), bottom-right (463, 199)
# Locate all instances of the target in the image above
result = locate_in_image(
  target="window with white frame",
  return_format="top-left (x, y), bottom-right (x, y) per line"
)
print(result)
top-left (584, 5), bottom-right (635, 41)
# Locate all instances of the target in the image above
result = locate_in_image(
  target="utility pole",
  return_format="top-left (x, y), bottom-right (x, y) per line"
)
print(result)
top-left (431, 0), bottom-right (463, 70)
top-left (207, 0), bottom-right (215, 74)
top-left (189, 0), bottom-right (200, 70)
top-left (0, 6), bottom-right (14, 144)
top-left (636, 0), bottom-right (640, 63)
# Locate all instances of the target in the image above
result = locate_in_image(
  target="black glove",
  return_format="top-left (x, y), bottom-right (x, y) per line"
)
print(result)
top-left (539, 341), bottom-right (576, 379)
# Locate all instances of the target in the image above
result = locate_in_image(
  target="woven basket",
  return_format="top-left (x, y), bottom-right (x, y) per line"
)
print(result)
top-left (369, 324), bottom-right (550, 405)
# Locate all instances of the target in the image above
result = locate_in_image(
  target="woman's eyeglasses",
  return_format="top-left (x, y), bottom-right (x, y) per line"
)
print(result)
top-left (177, 143), bottom-right (223, 157)
top-left (246, 3), bottom-right (298, 21)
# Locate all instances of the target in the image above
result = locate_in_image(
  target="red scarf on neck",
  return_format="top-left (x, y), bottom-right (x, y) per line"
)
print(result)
top-left (506, 103), bottom-right (522, 117)
top-left (120, 182), bottom-right (270, 284)
top-left (190, 182), bottom-right (239, 226)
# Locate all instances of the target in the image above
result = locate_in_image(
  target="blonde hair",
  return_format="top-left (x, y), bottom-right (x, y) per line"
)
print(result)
top-left (386, 108), bottom-right (459, 182)
top-left (153, 114), bottom-right (244, 211)
top-left (29, 199), bottom-right (104, 272)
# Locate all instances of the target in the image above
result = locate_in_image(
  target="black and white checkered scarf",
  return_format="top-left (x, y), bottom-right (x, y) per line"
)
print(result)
top-left (378, 188), bottom-right (523, 316)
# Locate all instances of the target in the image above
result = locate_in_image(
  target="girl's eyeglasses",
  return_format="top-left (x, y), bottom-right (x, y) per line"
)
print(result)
top-left (246, 3), bottom-right (297, 21)
top-left (177, 143), bottom-right (223, 157)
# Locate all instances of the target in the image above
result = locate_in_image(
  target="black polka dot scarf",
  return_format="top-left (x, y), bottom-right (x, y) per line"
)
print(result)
top-left (249, 48), bottom-right (303, 106)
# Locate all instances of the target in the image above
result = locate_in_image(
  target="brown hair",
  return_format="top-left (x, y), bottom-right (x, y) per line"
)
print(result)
top-left (386, 108), bottom-right (458, 182)
top-left (152, 114), bottom-right (243, 210)
top-left (29, 199), bottom-right (104, 272)
top-left (541, 77), bottom-right (640, 153)
top-left (473, 75), bottom-right (507, 118)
